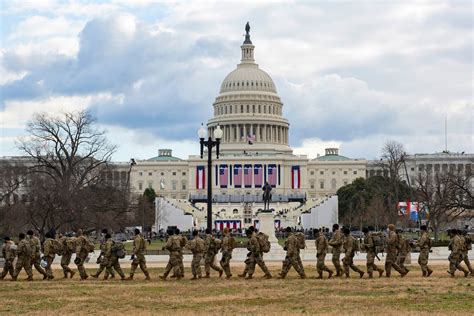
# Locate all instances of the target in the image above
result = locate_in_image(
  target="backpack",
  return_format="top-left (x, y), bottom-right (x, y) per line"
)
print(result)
top-left (194, 238), bottom-right (205, 253)
top-left (257, 232), bottom-right (271, 253)
top-left (295, 232), bottom-right (306, 249)
top-left (85, 239), bottom-right (95, 253)
top-left (228, 236), bottom-right (236, 250)
top-left (466, 235), bottom-right (472, 251)
top-left (179, 236), bottom-right (187, 248)
top-left (111, 241), bottom-right (126, 259)
top-left (66, 238), bottom-right (76, 253)
top-left (51, 239), bottom-right (65, 255)
top-left (212, 238), bottom-right (222, 252)
top-left (352, 238), bottom-right (360, 252)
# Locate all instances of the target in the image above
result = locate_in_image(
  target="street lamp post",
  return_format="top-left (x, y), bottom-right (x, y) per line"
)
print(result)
top-left (198, 123), bottom-right (223, 231)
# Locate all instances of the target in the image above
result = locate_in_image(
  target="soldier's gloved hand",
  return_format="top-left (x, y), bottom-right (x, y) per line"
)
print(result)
top-left (130, 254), bottom-right (135, 260)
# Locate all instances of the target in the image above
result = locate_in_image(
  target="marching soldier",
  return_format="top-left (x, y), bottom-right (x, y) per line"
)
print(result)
top-left (0, 237), bottom-right (16, 280)
top-left (186, 230), bottom-right (205, 280)
top-left (26, 230), bottom-right (47, 280)
top-left (279, 227), bottom-right (306, 279)
top-left (12, 233), bottom-right (33, 281)
top-left (173, 228), bottom-right (186, 278)
top-left (220, 228), bottom-right (234, 279)
top-left (59, 233), bottom-right (76, 279)
top-left (385, 224), bottom-right (407, 278)
top-left (104, 233), bottom-right (125, 280)
top-left (75, 229), bottom-right (92, 280)
top-left (127, 228), bottom-right (150, 280)
top-left (361, 227), bottom-right (384, 278)
top-left (42, 232), bottom-right (56, 280)
top-left (203, 228), bottom-right (223, 278)
top-left (460, 231), bottom-right (473, 275)
top-left (328, 224), bottom-right (344, 277)
top-left (447, 229), bottom-right (469, 277)
top-left (91, 229), bottom-right (113, 279)
top-left (238, 228), bottom-right (272, 279)
top-left (416, 225), bottom-right (433, 277)
top-left (160, 229), bottom-right (182, 280)
top-left (342, 228), bottom-right (364, 278)
top-left (315, 228), bottom-right (333, 279)
top-left (396, 230), bottom-right (411, 274)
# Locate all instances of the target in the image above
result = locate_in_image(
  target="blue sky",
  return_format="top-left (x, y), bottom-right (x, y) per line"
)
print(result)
top-left (1, 0), bottom-right (472, 161)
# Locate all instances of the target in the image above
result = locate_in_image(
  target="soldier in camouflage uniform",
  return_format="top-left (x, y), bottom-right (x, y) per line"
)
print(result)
top-left (315, 228), bottom-right (333, 279)
top-left (415, 225), bottom-right (432, 277)
top-left (203, 228), bottom-right (223, 278)
top-left (396, 230), bottom-right (411, 274)
top-left (385, 224), bottom-right (407, 278)
top-left (447, 229), bottom-right (469, 277)
top-left (279, 227), bottom-right (306, 279)
top-left (160, 229), bottom-right (182, 280)
top-left (127, 228), bottom-right (150, 280)
top-left (328, 224), bottom-right (343, 277)
top-left (220, 228), bottom-right (234, 279)
top-left (362, 227), bottom-right (384, 278)
top-left (186, 230), bottom-right (205, 279)
top-left (91, 230), bottom-right (113, 279)
top-left (102, 233), bottom-right (125, 280)
top-left (0, 237), bottom-right (16, 280)
top-left (460, 231), bottom-right (473, 275)
top-left (42, 232), bottom-right (56, 280)
top-left (173, 228), bottom-right (186, 278)
top-left (59, 233), bottom-right (76, 279)
top-left (75, 229), bottom-right (90, 280)
top-left (26, 230), bottom-right (47, 279)
top-left (238, 229), bottom-right (272, 279)
top-left (342, 228), bottom-right (364, 278)
top-left (12, 233), bottom-right (33, 281)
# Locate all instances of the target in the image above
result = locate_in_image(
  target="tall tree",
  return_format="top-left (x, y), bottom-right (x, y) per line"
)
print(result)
top-left (380, 140), bottom-right (407, 214)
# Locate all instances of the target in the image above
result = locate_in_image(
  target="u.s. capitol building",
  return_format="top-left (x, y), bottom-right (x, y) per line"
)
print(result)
top-left (124, 26), bottom-right (366, 230)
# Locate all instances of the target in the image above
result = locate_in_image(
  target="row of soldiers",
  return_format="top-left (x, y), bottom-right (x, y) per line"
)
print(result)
top-left (1, 224), bottom-right (472, 281)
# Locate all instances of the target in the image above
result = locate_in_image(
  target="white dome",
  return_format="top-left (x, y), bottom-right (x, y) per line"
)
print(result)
top-left (219, 64), bottom-right (277, 94)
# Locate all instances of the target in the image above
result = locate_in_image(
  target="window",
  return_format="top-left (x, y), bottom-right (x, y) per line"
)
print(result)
top-left (172, 172), bottom-right (176, 176)
top-left (182, 172), bottom-right (186, 176)
top-left (320, 182), bottom-right (324, 189)
top-left (310, 181), bottom-right (315, 189)
top-left (331, 179), bottom-right (337, 189)
top-left (161, 172), bottom-right (164, 176)
top-left (139, 172), bottom-right (143, 176)
top-left (148, 172), bottom-right (152, 176)
top-left (241, 105), bottom-right (244, 113)
top-left (332, 171), bottom-right (336, 175)
top-left (353, 170), bottom-right (357, 175)
top-left (344, 181), bottom-right (348, 185)
top-left (320, 171), bottom-right (324, 175)
top-left (411, 167), bottom-right (415, 171)
top-left (246, 104), bottom-right (249, 113)
top-left (344, 171), bottom-right (348, 175)
top-left (148, 182), bottom-right (153, 189)
top-left (172, 181), bottom-right (177, 190)
top-left (233, 209), bottom-right (239, 214)
top-left (310, 171), bottom-right (314, 175)
top-left (182, 182), bottom-right (187, 190)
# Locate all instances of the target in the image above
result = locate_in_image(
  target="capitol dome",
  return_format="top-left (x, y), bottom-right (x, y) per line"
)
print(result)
top-left (207, 24), bottom-right (292, 155)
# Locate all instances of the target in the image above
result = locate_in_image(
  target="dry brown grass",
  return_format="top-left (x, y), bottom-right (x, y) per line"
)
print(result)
top-left (1, 265), bottom-right (473, 315)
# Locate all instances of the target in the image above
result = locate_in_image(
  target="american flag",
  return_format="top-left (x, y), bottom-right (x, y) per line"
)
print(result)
top-left (291, 166), bottom-right (300, 189)
top-left (244, 164), bottom-right (252, 188)
top-left (196, 166), bottom-right (205, 189)
top-left (233, 165), bottom-right (242, 188)
top-left (219, 165), bottom-right (228, 188)
top-left (246, 134), bottom-right (256, 145)
top-left (268, 164), bottom-right (277, 187)
top-left (254, 164), bottom-right (263, 187)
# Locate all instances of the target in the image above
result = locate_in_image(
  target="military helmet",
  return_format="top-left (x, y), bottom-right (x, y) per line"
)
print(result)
top-left (40, 258), bottom-right (49, 269)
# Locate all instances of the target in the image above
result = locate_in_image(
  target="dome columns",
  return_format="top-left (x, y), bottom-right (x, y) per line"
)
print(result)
top-left (208, 123), bottom-right (289, 145)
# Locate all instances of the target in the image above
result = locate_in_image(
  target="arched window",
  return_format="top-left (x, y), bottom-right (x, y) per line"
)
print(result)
top-left (233, 209), bottom-right (239, 214)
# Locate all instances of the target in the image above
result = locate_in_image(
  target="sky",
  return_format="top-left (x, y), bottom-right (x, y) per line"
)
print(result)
top-left (1, 0), bottom-right (472, 161)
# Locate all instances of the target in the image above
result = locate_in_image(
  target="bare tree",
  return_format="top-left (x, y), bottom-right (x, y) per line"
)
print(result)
top-left (380, 140), bottom-right (406, 215)
top-left (15, 110), bottom-right (130, 234)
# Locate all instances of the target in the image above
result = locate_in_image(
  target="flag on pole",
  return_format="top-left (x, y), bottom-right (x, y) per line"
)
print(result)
top-left (291, 166), bottom-right (300, 189)
top-left (233, 165), bottom-right (242, 188)
top-left (246, 134), bottom-right (256, 145)
top-left (244, 164), bottom-right (252, 188)
top-left (219, 165), bottom-right (228, 188)
top-left (196, 166), bottom-right (205, 189)
top-left (254, 164), bottom-right (263, 187)
top-left (268, 164), bottom-right (277, 187)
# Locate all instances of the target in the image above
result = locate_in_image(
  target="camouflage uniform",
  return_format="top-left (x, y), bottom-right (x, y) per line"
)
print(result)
top-left (328, 230), bottom-right (343, 276)
top-left (129, 234), bottom-right (150, 279)
top-left (448, 234), bottom-right (469, 276)
top-left (220, 234), bottom-right (234, 278)
top-left (342, 234), bottom-right (364, 278)
top-left (204, 234), bottom-right (223, 277)
top-left (104, 239), bottom-right (125, 280)
top-left (28, 235), bottom-right (47, 278)
top-left (42, 237), bottom-right (56, 279)
top-left (0, 240), bottom-right (16, 280)
top-left (242, 233), bottom-right (271, 278)
top-left (59, 235), bottom-right (75, 278)
top-left (280, 233), bottom-right (306, 278)
top-left (397, 234), bottom-right (411, 273)
top-left (385, 230), bottom-right (406, 277)
top-left (161, 235), bottom-right (182, 279)
top-left (75, 235), bottom-right (90, 280)
top-left (91, 237), bottom-right (113, 279)
top-left (176, 235), bottom-right (187, 278)
top-left (416, 231), bottom-right (432, 277)
top-left (362, 233), bottom-right (384, 278)
top-left (315, 232), bottom-right (333, 278)
top-left (187, 235), bottom-right (205, 279)
top-left (460, 234), bottom-right (473, 275)
top-left (13, 239), bottom-right (33, 281)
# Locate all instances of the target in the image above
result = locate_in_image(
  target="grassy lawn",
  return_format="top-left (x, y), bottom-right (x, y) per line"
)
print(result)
top-left (1, 266), bottom-right (473, 315)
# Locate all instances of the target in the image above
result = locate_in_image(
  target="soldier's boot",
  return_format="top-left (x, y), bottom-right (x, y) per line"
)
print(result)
top-left (300, 273), bottom-right (306, 279)
top-left (63, 272), bottom-right (69, 279)
top-left (238, 273), bottom-right (246, 278)
top-left (368, 272), bottom-right (373, 279)
top-left (226, 275), bottom-right (232, 279)
top-left (422, 270), bottom-right (427, 277)
top-left (191, 275), bottom-right (198, 280)
top-left (144, 273), bottom-right (151, 280)
top-left (427, 268), bottom-right (433, 277)
top-left (43, 274), bottom-right (48, 280)
top-left (464, 270), bottom-right (470, 277)
top-left (447, 270), bottom-right (455, 277)
top-left (203, 273), bottom-right (210, 279)
top-left (26, 276), bottom-right (33, 281)
top-left (401, 269), bottom-right (409, 278)
top-left (378, 269), bottom-right (384, 278)
top-left (345, 272), bottom-right (350, 278)
top-left (47, 275), bottom-right (54, 280)
top-left (327, 270), bottom-right (333, 279)
top-left (278, 272), bottom-right (286, 279)
top-left (219, 270), bottom-right (223, 278)
top-left (159, 272), bottom-right (168, 280)
top-left (263, 273), bottom-right (272, 279)
top-left (126, 274), bottom-right (134, 280)
top-left (245, 274), bottom-right (253, 279)
top-left (316, 272), bottom-right (323, 279)
top-left (359, 271), bottom-right (365, 278)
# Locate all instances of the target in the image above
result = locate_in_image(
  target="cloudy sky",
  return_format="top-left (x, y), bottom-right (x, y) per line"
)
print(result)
top-left (1, 0), bottom-right (472, 161)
